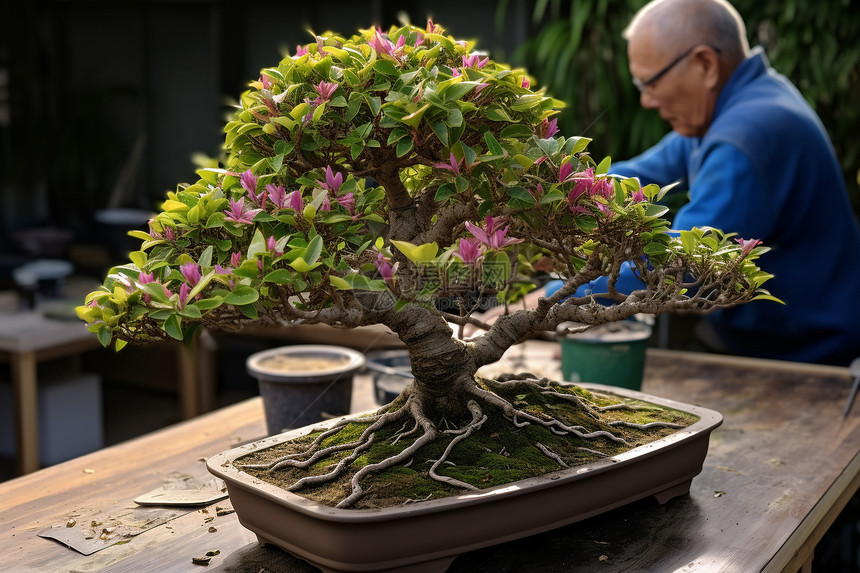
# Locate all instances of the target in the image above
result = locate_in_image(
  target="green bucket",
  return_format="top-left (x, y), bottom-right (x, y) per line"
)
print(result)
top-left (560, 321), bottom-right (653, 390)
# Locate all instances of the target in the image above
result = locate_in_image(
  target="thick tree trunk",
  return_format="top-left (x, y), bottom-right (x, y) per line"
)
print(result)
top-left (381, 302), bottom-right (478, 401)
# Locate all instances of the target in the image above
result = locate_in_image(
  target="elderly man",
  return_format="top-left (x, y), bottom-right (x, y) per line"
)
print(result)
top-left (585, 0), bottom-right (860, 366)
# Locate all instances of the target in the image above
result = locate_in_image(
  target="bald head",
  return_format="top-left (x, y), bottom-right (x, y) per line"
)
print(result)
top-left (624, 0), bottom-right (749, 66)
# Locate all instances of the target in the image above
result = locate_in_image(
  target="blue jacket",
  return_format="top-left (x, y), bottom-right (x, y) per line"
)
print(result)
top-left (597, 48), bottom-right (860, 366)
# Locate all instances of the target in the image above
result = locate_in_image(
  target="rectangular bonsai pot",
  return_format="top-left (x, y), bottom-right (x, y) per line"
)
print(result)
top-left (207, 384), bottom-right (722, 573)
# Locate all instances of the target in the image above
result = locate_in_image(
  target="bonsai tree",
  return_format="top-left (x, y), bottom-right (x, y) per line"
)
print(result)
top-left (78, 22), bottom-right (775, 508)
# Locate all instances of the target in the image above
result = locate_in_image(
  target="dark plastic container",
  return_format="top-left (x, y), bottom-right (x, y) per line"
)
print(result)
top-left (246, 345), bottom-right (365, 435)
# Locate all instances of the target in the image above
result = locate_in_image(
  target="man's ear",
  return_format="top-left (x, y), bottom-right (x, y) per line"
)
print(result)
top-left (694, 46), bottom-right (722, 89)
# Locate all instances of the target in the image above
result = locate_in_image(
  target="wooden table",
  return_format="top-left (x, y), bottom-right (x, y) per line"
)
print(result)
top-left (0, 346), bottom-right (857, 572)
top-left (0, 312), bottom-right (102, 475)
top-left (0, 312), bottom-right (207, 476)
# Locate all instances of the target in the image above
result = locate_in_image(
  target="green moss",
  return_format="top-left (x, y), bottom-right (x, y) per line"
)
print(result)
top-left (237, 382), bottom-right (699, 509)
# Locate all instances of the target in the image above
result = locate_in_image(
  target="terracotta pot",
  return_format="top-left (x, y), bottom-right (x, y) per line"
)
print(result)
top-left (246, 345), bottom-right (366, 435)
top-left (207, 384), bottom-right (721, 573)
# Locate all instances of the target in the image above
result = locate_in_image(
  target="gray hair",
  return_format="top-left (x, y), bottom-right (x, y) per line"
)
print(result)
top-left (624, 0), bottom-right (749, 64)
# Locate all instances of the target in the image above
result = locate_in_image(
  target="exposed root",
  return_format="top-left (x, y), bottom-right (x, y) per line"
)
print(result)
top-left (468, 383), bottom-right (629, 446)
top-left (428, 400), bottom-right (486, 490)
top-left (336, 398), bottom-right (438, 509)
top-left (239, 410), bottom-right (403, 472)
top-left (536, 442), bottom-right (568, 468)
top-left (287, 435), bottom-right (376, 492)
top-left (575, 446), bottom-right (608, 457)
top-left (238, 375), bottom-right (691, 509)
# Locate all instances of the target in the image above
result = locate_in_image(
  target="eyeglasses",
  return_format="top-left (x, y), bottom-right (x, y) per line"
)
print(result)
top-left (632, 45), bottom-right (721, 92)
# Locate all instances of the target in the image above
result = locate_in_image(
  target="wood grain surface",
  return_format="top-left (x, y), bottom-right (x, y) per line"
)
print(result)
top-left (0, 346), bottom-right (856, 572)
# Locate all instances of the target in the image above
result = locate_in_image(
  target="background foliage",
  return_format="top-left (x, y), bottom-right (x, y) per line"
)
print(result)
top-left (501, 0), bottom-right (860, 215)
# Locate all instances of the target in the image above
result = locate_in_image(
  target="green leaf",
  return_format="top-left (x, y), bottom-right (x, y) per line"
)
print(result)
top-left (373, 59), bottom-right (399, 76)
top-left (164, 314), bottom-right (183, 341)
top-left (446, 107), bottom-right (464, 127)
top-left (238, 303), bottom-right (259, 319)
top-left (187, 269), bottom-right (216, 300)
top-left (221, 286), bottom-right (259, 305)
top-left (198, 245), bottom-right (213, 268)
top-left (434, 182), bottom-right (457, 202)
top-left (595, 156), bottom-right (612, 175)
top-left (194, 297), bottom-right (223, 310)
top-left (396, 138), bottom-right (414, 158)
top-left (401, 102), bottom-right (431, 128)
top-left (263, 269), bottom-right (294, 284)
top-left (179, 304), bottom-right (203, 319)
top-left (304, 235), bottom-right (323, 265)
top-left (330, 272), bottom-right (387, 291)
top-left (752, 293), bottom-right (785, 304)
top-left (364, 94), bottom-right (382, 116)
top-left (442, 81), bottom-right (483, 102)
top-left (506, 187), bottom-right (537, 208)
top-left (97, 326), bottom-right (112, 348)
top-left (247, 229), bottom-right (267, 259)
top-left (430, 120), bottom-right (449, 146)
top-left (391, 240), bottom-right (439, 263)
top-left (485, 106), bottom-right (512, 122)
top-left (574, 216), bottom-right (598, 232)
top-left (679, 230), bottom-right (698, 254)
top-left (500, 124), bottom-right (534, 139)
top-left (484, 132), bottom-right (504, 156)
top-left (141, 282), bottom-right (170, 303)
top-left (129, 251), bottom-right (147, 270)
top-left (289, 257), bottom-right (322, 273)
top-left (644, 242), bottom-right (669, 256)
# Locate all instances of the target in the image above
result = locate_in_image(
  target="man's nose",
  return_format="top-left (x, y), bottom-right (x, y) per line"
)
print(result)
top-left (639, 90), bottom-right (658, 109)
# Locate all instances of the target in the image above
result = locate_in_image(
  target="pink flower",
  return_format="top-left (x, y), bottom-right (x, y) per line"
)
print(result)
top-left (224, 197), bottom-right (263, 224)
top-left (374, 253), bottom-right (395, 287)
top-left (286, 189), bottom-right (303, 212)
top-left (455, 237), bottom-right (483, 263)
top-left (736, 238), bottom-right (762, 258)
top-left (178, 283), bottom-right (191, 309)
top-left (521, 77), bottom-right (530, 89)
top-left (259, 75), bottom-right (273, 89)
top-left (632, 190), bottom-right (646, 203)
top-left (320, 165), bottom-right (343, 193)
top-left (295, 45), bottom-right (309, 57)
top-left (462, 54), bottom-right (489, 69)
top-left (451, 67), bottom-right (462, 78)
top-left (230, 252), bottom-right (242, 268)
top-left (215, 265), bottom-right (234, 289)
top-left (313, 81), bottom-right (338, 105)
top-left (164, 227), bottom-right (175, 241)
top-left (474, 82), bottom-right (489, 94)
top-left (240, 170), bottom-right (264, 206)
top-left (433, 152), bottom-right (461, 176)
top-left (596, 202), bottom-right (615, 218)
top-left (320, 195), bottom-right (331, 212)
top-left (529, 183), bottom-right (544, 201)
top-left (464, 215), bottom-right (524, 250)
top-left (266, 235), bottom-right (284, 257)
top-left (180, 262), bottom-right (202, 287)
top-left (426, 19), bottom-right (441, 34)
top-left (337, 192), bottom-right (355, 215)
top-left (138, 272), bottom-right (155, 284)
top-left (594, 178), bottom-right (614, 200)
top-left (267, 184), bottom-right (286, 209)
top-left (567, 167), bottom-right (594, 202)
top-left (559, 162), bottom-right (575, 183)
top-left (540, 118), bottom-right (559, 139)
top-left (369, 28), bottom-right (405, 61)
